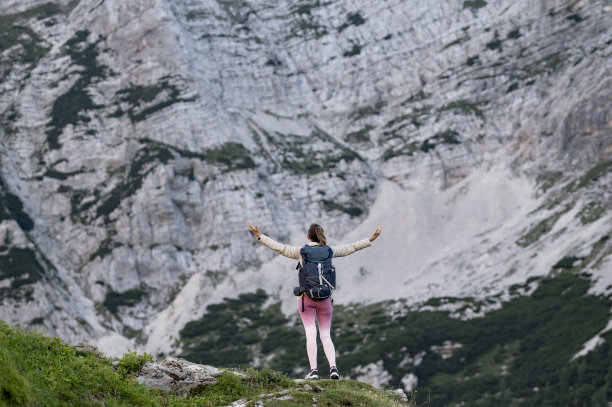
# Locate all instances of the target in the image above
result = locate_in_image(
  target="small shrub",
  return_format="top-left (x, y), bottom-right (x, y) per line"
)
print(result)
top-left (466, 55), bottom-right (480, 66)
top-left (345, 125), bottom-right (373, 143)
top-left (89, 238), bottom-right (121, 261)
top-left (421, 130), bottom-right (461, 152)
top-left (323, 200), bottom-right (364, 217)
top-left (535, 170), bottom-right (563, 192)
top-left (337, 11), bottom-right (366, 32)
top-left (211, 372), bottom-right (249, 399)
top-left (516, 210), bottom-right (567, 247)
top-left (507, 82), bottom-right (519, 93)
top-left (350, 101), bottom-right (386, 121)
top-left (347, 12), bottom-right (366, 26)
top-left (566, 14), bottom-right (583, 23)
top-left (0, 192), bottom-right (34, 231)
top-left (577, 159), bottom-right (612, 188)
top-left (443, 36), bottom-right (469, 49)
top-left (117, 352), bottom-right (153, 377)
top-left (463, 0), bottom-right (487, 9)
top-left (248, 367), bottom-right (291, 386)
top-left (507, 28), bottom-right (521, 39)
top-left (521, 52), bottom-right (565, 78)
top-left (113, 79), bottom-right (193, 122)
top-left (204, 142), bottom-right (256, 172)
top-left (577, 202), bottom-right (607, 224)
top-left (552, 256), bottom-right (579, 269)
top-left (343, 43), bottom-right (362, 57)
top-left (0, 248), bottom-right (44, 292)
top-left (402, 90), bottom-right (430, 104)
top-left (46, 30), bottom-right (106, 149)
top-left (103, 288), bottom-right (146, 314)
top-left (485, 30), bottom-right (502, 52)
top-left (441, 100), bottom-right (484, 118)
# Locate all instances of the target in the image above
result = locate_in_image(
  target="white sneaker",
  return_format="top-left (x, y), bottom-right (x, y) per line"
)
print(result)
top-left (305, 368), bottom-right (319, 380)
top-left (330, 367), bottom-right (339, 380)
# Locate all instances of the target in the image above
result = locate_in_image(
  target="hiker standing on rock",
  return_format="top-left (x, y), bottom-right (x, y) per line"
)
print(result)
top-left (248, 221), bottom-right (382, 380)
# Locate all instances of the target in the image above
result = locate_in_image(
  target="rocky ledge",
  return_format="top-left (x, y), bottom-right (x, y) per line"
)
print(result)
top-left (133, 356), bottom-right (409, 405)
top-left (136, 357), bottom-right (224, 396)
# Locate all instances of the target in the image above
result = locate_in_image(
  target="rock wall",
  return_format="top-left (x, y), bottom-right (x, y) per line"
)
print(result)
top-left (0, 0), bottom-right (610, 356)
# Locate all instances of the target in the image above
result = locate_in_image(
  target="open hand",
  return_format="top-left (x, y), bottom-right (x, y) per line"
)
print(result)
top-left (248, 221), bottom-right (261, 238)
top-left (369, 226), bottom-right (382, 242)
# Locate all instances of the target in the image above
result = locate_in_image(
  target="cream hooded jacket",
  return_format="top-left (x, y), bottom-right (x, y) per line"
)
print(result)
top-left (257, 234), bottom-right (371, 264)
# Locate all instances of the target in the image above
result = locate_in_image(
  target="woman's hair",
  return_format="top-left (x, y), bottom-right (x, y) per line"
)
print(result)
top-left (307, 223), bottom-right (326, 245)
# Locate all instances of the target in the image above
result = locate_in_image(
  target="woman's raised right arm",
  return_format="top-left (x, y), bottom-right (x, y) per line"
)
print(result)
top-left (248, 221), bottom-right (301, 260)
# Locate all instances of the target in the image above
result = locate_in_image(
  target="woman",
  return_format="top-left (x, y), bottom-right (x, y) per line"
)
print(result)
top-left (248, 221), bottom-right (382, 380)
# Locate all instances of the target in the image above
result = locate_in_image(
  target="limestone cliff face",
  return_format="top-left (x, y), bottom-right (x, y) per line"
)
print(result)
top-left (0, 0), bottom-right (610, 355)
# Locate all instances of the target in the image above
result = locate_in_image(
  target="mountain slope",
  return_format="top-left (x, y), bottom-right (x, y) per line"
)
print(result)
top-left (0, 0), bottom-right (610, 366)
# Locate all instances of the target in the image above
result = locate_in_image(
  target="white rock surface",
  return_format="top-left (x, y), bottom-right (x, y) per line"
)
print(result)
top-left (401, 373), bottom-right (419, 393)
top-left (351, 360), bottom-right (393, 388)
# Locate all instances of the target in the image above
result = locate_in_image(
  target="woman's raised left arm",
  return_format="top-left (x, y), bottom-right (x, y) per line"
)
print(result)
top-left (331, 226), bottom-right (382, 257)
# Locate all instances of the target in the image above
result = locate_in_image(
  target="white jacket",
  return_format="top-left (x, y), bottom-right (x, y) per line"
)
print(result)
top-left (258, 234), bottom-right (371, 264)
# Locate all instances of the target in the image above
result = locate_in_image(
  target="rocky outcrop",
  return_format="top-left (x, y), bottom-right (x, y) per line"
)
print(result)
top-left (136, 357), bottom-right (223, 395)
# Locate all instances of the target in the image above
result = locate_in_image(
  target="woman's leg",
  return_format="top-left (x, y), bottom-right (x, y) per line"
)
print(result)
top-left (315, 298), bottom-right (336, 368)
top-left (298, 296), bottom-right (318, 369)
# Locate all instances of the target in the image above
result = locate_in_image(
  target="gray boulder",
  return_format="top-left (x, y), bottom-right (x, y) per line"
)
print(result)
top-left (136, 357), bottom-right (221, 395)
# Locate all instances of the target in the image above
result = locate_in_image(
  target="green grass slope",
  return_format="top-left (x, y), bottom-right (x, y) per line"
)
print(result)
top-left (0, 321), bottom-right (408, 406)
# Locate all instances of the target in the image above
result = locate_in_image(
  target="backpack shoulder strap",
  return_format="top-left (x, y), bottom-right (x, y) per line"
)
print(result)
top-left (299, 244), bottom-right (308, 265)
top-left (297, 244), bottom-right (309, 270)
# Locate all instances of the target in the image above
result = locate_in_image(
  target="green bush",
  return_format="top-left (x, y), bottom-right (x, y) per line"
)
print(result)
top-left (117, 351), bottom-right (153, 377)
top-left (552, 256), bottom-right (579, 269)
top-left (507, 28), bottom-right (521, 39)
top-left (343, 43), bottom-right (362, 57)
top-left (0, 248), bottom-right (44, 295)
top-left (248, 366), bottom-right (291, 386)
top-left (421, 130), bottom-right (461, 152)
top-left (440, 100), bottom-right (484, 118)
top-left (46, 30), bottom-right (106, 149)
top-left (204, 142), bottom-right (256, 172)
top-left (345, 125), bottom-right (374, 143)
top-left (463, 0), bottom-right (487, 9)
top-left (486, 31), bottom-right (503, 51)
top-left (0, 191), bottom-right (34, 232)
top-left (466, 55), bottom-right (480, 66)
top-left (0, 4), bottom-right (54, 66)
top-left (0, 322), bottom-right (154, 406)
top-left (323, 200), bottom-right (364, 217)
top-left (337, 11), bottom-right (366, 32)
top-left (516, 209), bottom-right (567, 247)
top-left (350, 101), bottom-right (387, 121)
top-left (103, 288), bottom-right (147, 314)
top-left (113, 78), bottom-right (194, 122)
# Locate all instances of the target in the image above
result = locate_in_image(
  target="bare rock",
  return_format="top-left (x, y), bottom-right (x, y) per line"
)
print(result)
top-left (73, 343), bottom-right (100, 355)
top-left (392, 389), bottom-right (409, 403)
top-left (136, 357), bottom-right (221, 395)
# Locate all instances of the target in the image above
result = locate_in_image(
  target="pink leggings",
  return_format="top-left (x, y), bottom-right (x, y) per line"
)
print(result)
top-left (298, 295), bottom-right (336, 369)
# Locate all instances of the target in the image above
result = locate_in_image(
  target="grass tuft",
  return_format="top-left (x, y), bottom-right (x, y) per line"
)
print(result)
top-left (117, 352), bottom-right (154, 377)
